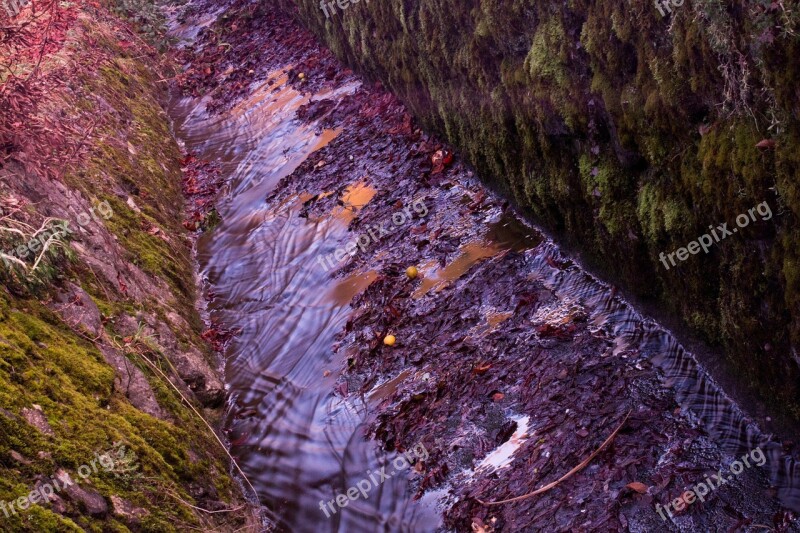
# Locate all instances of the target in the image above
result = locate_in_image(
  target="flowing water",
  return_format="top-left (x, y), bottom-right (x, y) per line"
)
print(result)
top-left (170, 73), bottom-right (443, 531)
top-left (167, 16), bottom-right (799, 533)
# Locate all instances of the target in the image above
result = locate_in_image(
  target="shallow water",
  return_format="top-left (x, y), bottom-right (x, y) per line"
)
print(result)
top-left (170, 73), bottom-right (445, 531)
top-left (525, 240), bottom-right (800, 512)
top-left (167, 22), bottom-right (799, 533)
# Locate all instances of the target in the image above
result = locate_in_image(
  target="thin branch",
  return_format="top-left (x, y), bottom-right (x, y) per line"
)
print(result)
top-left (29, 230), bottom-right (64, 272)
top-left (478, 410), bottom-right (631, 506)
top-left (130, 349), bottom-right (265, 510)
top-left (163, 488), bottom-right (245, 515)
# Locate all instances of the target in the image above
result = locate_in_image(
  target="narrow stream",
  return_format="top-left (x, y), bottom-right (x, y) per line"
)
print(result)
top-left (170, 73), bottom-right (442, 531)
top-left (167, 9), bottom-right (799, 533)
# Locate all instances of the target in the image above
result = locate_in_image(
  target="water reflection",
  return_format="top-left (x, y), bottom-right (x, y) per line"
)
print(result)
top-left (171, 71), bottom-right (442, 531)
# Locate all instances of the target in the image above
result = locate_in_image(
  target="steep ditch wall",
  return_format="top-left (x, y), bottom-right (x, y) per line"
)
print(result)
top-left (0, 3), bottom-right (260, 531)
top-left (286, 0), bottom-right (800, 416)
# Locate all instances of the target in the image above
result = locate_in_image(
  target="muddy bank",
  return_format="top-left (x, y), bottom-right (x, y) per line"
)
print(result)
top-left (283, 0), bottom-right (800, 420)
top-left (0, 3), bottom-right (261, 531)
top-left (172, 1), bottom-right (799, 532)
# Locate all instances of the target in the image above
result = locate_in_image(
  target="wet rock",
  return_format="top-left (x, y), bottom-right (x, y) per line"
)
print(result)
top-left (41, 490), bottom-right (69, 515)
top-left (99, 345), bottom-right (166, 419)
top-left (55, 469), bottom-right (108, 517)
top-left (51, 283), bottom-right (103, 337)
top-left (165, 311), bottom-right (192, 334)
top-left (187, 479), bottom-right (219, 501)
top-left (172, 347), bottom-right (225, 407)
top-left (21, 405), bottom-right (55, 436)
top-left (110, 495), bottom-right (149, 524)
top-left (114, 313), bottom-right (142, 339)
top-left (155, 319), bottom-right (179, 351)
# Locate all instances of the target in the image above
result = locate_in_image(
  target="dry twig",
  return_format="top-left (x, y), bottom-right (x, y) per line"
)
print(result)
top-left (478, 410), bottom-right (631, 506)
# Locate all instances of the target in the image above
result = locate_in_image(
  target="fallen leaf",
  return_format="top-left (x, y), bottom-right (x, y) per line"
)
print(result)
top-left (442, 150), bottom-right (454, 166)
top-left (430, 149), bottom-right (454, 174)
top-left (473, 362), bottom-right (492, 375)
top-left (472, 517), bottom-right (492, 533)
top-left (626, 482), bottom-right (648, 494)
top-left (756, 139), bottom-right (776, 149)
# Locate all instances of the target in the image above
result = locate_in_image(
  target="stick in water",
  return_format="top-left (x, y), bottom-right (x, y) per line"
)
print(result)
top-left (478, 410), bottom-right (631, 506)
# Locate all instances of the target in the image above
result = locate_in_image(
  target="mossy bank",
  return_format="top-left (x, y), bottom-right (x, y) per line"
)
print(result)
top-left (284, 0), bottom-right (800, 418)
top-left (0, 2), bottom-right (261, 531)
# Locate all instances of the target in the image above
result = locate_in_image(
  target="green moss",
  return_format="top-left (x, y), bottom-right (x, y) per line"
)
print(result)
top-left (524, 17), bottom-right (569, 88)
top-left (0, 8), bottom-right (249, 531)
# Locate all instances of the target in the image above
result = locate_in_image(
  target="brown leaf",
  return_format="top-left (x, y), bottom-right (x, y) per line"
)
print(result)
top-left (473, 362), bottom-right (492, 375)
top-left (431, 150), bottom-right (445, 174)
top-left (626, 482), bottom-right (648, 494)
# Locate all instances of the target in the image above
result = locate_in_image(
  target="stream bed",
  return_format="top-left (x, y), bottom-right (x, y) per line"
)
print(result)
top-left (166, 2), bottom-right (800, 531)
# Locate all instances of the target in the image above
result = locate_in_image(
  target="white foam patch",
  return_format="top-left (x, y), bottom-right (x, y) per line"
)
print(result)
top-left (476, 415), bottom-right (531, 472)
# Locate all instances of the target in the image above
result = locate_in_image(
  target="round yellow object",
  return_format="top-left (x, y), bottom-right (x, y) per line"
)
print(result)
top-left (383, 335), bottom-right (396, 346)
top-left (298, 72), bottom-right (306, 80)
top-left (406, 266), bottom-right (418, 279)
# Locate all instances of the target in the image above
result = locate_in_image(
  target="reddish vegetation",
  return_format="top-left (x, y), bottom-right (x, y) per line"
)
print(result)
top-left (180, 154), bottom-right (223, 230)
top-left (0, 1), bottom-right (84, 180)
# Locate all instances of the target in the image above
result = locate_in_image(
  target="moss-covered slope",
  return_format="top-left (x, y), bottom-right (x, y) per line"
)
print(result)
top-left (0, 3), bottom-right (260, 531)
top-left (287, 0), bottom-right (800, 417)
